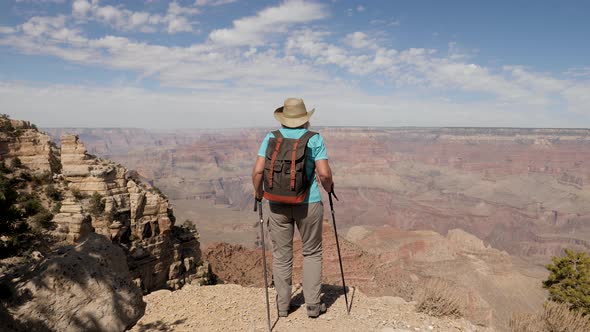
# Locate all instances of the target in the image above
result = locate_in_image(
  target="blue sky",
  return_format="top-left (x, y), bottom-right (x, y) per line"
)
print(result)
top-left (0, 0), bottom-right (589, 128)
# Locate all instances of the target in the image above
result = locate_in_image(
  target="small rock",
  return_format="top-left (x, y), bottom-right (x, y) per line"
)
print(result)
top-left (31, 251), bottom-right (44, 261)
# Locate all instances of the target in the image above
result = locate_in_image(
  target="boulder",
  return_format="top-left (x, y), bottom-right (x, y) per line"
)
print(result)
top-left (1, 233), bottom-right (145, 332)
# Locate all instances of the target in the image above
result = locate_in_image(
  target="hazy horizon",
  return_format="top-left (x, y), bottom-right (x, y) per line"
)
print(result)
top-left (37, 124), bottom-right (590, 131)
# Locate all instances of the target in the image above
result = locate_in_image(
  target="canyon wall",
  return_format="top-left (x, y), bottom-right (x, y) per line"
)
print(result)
top-left (45, 127), bottom-right (590, 262)
top-left (43, 125), bottom-right (590, 329)
top-left (1, 120), bottom-right (212, 294)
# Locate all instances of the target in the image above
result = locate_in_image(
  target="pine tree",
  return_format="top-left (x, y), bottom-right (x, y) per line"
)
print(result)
top-left (543, 248), bottom-right (590, 315)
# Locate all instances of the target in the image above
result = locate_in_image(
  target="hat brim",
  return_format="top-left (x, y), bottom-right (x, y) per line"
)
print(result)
top-left (274, 107), bottom-right (315, 128)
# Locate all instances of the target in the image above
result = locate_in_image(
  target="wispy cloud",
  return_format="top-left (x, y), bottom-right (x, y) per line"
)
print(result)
top-left (209, 0), bottom-right (327, 46)
top-left (0, 26), bottom-right (16, 34)
top-left (16, 0), bottom-right (66, 3)
top-left (72, 0), bottom-right (199, 34)
top-left (369, 19), bottom-right (400, 26)
top-left (195, 0), bottom-right (238, 6)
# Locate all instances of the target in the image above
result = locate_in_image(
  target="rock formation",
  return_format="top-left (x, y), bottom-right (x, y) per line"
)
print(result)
top-left (53, 134), bottom-right (212, 292)
top-left (1, 117), bottom-right (212, 296)
top-left (0, 119), bottom-right (59, 174)
top-left (1, 234), bottom-right (145, 332)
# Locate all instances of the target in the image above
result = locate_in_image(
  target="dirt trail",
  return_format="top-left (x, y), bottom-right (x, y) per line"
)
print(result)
top-left (131, 284), bottom-right (494, 332)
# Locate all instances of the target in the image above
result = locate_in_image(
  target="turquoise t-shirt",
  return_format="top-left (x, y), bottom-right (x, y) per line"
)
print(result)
top-left (257, 128), bottom-right (328, 204)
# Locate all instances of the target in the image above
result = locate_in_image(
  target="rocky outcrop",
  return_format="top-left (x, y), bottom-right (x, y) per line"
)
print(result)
top-left (129, 229), bottom-right (212, 291)
top-left (2, 117), bottom-right (212, 296)
top-left (55, 134), bottom-right (212, 292)
top-left (53, 196), bottom-right (94, 243)
top-left (0, 234), bottom-right (145, 332)
top-left (0, 119), bottom-right (59, 174)
top-left (59, 134), bottom-right (174, 242)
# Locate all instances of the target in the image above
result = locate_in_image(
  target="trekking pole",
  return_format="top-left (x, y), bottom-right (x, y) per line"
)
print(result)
top-left (328, 187), bottom-right (349, 314)
top-left (254, 199), bottom-right (272, 332)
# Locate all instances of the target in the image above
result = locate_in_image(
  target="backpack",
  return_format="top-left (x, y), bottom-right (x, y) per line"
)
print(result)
top-left (263, 130), bottom-right (318, 204)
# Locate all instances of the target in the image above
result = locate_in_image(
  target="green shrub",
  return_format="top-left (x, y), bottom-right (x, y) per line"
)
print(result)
top-left (32, 171), bottom-right (53, 187)
top-left (30, 210), bottom-right (54, 230)
top-left (543, 249), bottom-right (590, 315)
top-left (19, 170), bottom-right (32, 182)
top-left (51, 201), bottom-right (62, 214)
top-left (71, 188), bottom-right (87, 200)
top-left (89, 192), bottom-right (105, 216)
top-left (20, 195), bottom-right (43, 217)
top-left (151, 186), bottom-right (166, 198)
top-left (0, 174), bottom-right (28, 258)
top-left (10, 157), bottom-right (22, 169)
top-left (0, 161), bottom-right (10, 174)
top-left (45, 184), bottom-right (62, 201)
top-left (0, 115), bottom-right (13, 133)
top-left (182, 219), bottom-right (197, 232)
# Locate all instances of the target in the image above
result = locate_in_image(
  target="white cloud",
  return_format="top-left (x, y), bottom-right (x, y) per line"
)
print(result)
top-left (2, 81), bottom-right (585, 129)
top-left (356, 5), bottom-right (365, 12)
top-left (369, 19), bottom-right (400, 26)
top-left (16, 0), bottom-right (66, 3)
top-left (565, 67), bottom-right (590, 79)
top-left (72, 0), bottom-right (198, 34)
top-left (0, 26), bottom-right (17, 34)
top-left (72, 0), bottom-right (92, 17)
top-left (209, 0), bottom-right (327, 46)
top-left (287, 29), bottom-right (397, 75)
top-left (563, 83), bottom-right (590, 115)
top-left (507, 66), bottom-right (568, 92)
top-left (195, 0), bottom-right (238, 6)
top-left (344, 31), bottom-right (377, 49)
top-left (169, 2), bottom-right (200, 16)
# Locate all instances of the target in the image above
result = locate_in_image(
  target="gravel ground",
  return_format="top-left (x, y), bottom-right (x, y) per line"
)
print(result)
top-left (130, 284), bottom-right (494, 332)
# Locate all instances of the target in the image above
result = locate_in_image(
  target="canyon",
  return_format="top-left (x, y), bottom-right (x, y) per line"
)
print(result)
top-left (45, 127), bottom-right (590, 260)
top-left (44, 126), bottom-right (590, 329)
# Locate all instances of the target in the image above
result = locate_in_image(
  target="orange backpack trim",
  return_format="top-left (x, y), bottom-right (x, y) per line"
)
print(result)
top-left (267, 136), bottom-right (283, 189)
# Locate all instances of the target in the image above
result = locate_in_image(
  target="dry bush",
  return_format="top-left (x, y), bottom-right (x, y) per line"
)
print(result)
top-left (414, 278), bottom-right (465, 317)
top-left (542, 301), bottom-right (590, 332)
top-left (509, 312), bottom-right (546, 332)
top-left (509, 301), bottom-right (590, 332)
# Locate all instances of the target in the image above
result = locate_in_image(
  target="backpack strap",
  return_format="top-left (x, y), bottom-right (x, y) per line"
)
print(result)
top-left (300, 130), bottom-right (318, 143)
top-left (268, 130), bottom-right (284, 189)
top-left (289, 131), bottom-right (318, 190)
top-left (272, 130), bottom-right (283, 139)
top-left (290, 139), bottom-right (300, 190)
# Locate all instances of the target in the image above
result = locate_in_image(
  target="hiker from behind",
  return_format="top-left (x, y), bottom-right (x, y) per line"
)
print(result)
top-left (251, 98), bottom-right (334, 318)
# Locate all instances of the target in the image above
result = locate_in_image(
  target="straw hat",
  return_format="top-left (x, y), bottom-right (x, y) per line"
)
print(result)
top-left (274, 98), bottom-right (315, 128)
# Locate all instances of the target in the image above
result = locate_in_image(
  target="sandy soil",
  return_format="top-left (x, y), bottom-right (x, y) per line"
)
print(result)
top-left (130, 284), bottom-right (494, 332)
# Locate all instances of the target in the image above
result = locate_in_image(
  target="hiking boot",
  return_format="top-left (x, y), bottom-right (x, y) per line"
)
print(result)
top-left (278, 310), bottom-right (289, 317)
top-left (306, 302), bottom-right (326, 318)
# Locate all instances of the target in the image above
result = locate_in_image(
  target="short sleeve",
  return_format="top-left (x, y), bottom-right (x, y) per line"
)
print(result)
top-left (257, 133), bottom-right (272, 157)
top-left (308, 134), bottom-right (328, 161)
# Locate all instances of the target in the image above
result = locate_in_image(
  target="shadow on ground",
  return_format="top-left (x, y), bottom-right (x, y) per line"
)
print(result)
top-left (0, 233), bottom-right (145, 332)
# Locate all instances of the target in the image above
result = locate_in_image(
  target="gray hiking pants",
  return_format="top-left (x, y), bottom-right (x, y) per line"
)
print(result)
top-left (267, 201), bottom-right (324, 312)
